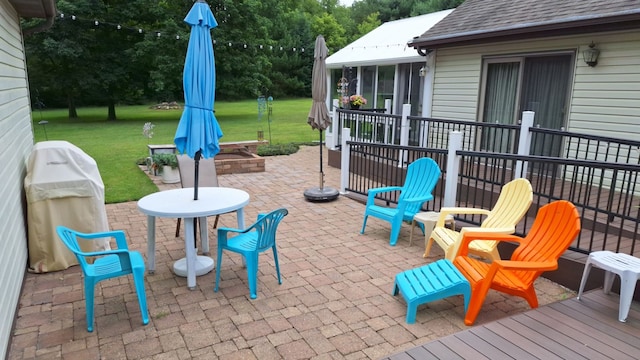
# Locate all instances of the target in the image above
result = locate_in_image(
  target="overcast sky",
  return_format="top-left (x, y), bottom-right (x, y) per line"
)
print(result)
top-left (340, 0), bottom-right (355, 7)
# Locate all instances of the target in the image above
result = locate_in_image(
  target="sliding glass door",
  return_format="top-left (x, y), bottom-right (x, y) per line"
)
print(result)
top-left (480, 53), bottom-right (573, 155)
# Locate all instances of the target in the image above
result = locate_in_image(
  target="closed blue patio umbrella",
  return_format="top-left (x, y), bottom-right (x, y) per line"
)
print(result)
top-left (174, 0), bottom-right (223, 200)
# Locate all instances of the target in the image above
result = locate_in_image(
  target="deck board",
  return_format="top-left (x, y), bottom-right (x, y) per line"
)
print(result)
top-left (481, 321), bottom-right (562, 360)
top-left (497, 317), bottom-right (585, 360)
top-left (381, 291), bottom-right (640, 359)
top-left (453, 331), bottom-right (513, 360)
top-left (413, 341), bottom-right (463, 359)
top-left (438, 335), bottom-right (491, 359)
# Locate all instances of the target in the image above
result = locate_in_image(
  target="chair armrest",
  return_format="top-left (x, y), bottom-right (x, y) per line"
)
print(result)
top-left (494, 259), bottom-right (558, 272)
top-left (366, 186), bottom-right (403, 205)
top-left (396, 195), bottom-right (434, 213)
top-left (457, 232), bottom-right (523, 257)
top-left (217, 226), bottom-right (250, 236)
top-left (459, 226), bottom-right (515, 235)
top-left (76, 229), bottom-right (128, 250)
top-left (76, 248), bottom-right (129, 258)
top-left (402, 194), bottom-right (434, 204)
top-left (437, 207), bottom-right (491, 227)
top-left (217, 221), bottom-right (259, 244)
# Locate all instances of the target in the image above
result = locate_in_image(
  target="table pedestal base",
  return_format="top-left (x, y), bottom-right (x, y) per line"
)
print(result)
top-left (173, 256), bottom-right (214, 277)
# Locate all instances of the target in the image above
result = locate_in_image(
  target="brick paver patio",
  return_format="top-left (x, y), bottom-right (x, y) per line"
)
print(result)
top-left (9, 145), bottom-right (575, 359)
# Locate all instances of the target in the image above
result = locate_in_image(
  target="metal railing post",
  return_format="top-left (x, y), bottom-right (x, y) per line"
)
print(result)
top-left (328, 99), bottom-right (339, 149)
top-left (515, 111), bottom-right (535, 177)
top-left (384, 99), bottom-right (392, 144)
top-left (444, 131), bottom-right (462, 207)
top-left (340, 128), bottom-right (351, 194)
top-left (384, 99), bottom-right (392, 114)
top-left (398, 104), bottom-right (411, 167)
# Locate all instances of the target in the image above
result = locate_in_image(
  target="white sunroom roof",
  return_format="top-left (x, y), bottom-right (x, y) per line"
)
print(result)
top-left (326, 9), bottom-right (454, 68)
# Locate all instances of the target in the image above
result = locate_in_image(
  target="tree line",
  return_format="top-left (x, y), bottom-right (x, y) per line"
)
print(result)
top-left (23, 0), bottom-right (463, 120)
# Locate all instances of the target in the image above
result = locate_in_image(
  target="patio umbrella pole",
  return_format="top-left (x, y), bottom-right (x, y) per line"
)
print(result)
top-left (304, 129), bottom-right (339, 202)
top-left (319, 130), bottom-right (324, 190)
top-left (304, 35), bottom-right (338, 202)
top-left (194, 149), bottom-right (201, 200)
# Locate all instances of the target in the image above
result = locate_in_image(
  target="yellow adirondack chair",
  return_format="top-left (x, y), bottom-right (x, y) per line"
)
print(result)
top-left (425, 178), bottom-right (533, 261)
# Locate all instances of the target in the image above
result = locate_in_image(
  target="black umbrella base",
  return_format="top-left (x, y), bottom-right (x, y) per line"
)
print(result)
top-left (304, 187), bottom-right (339, 202)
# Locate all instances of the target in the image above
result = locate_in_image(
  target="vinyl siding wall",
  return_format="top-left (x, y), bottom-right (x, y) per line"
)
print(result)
top-left (430, 30), bottom-right (640, 142)
top-left (0, 0), bottom-right (34, 357)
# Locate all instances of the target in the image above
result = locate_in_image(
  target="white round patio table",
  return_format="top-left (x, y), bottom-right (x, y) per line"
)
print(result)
top-left (138, 187), bottom-right (249, 290)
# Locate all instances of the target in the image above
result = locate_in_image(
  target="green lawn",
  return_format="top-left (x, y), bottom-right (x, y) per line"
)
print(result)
top-left (32, 98), bottom-right (317, 203)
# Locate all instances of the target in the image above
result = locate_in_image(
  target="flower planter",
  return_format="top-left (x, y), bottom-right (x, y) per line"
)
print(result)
top-left (161, 166), bottom-right (180, 184)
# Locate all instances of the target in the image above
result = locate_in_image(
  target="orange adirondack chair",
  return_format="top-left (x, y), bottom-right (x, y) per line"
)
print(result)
top-left (453, 200), bottom-right (581, 325)
top-left (426, 178), bottom-right (533, 261)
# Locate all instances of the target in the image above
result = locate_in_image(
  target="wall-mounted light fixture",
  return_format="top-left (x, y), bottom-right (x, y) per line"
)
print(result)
top-left (583, 42), bottom-right (600, 67)
top-left (419, 66), bottom-right (428, 77)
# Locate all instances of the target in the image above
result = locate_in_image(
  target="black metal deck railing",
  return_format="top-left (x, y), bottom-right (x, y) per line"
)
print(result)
top-left (344, 140), bottom-right (640, 257)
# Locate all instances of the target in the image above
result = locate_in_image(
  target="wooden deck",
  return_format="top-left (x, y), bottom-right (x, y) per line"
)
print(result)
top-left (382, 290), bottom-right (640, 360)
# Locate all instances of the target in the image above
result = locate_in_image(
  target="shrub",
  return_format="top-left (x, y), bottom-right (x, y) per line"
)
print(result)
top-left (151, 153), bottom-right (178, 173)
top-left (257, 143), bottom-right (300, 156)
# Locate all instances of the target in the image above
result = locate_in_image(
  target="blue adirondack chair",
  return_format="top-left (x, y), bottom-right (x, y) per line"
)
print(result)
top-left (56, 226), bottom-right (149, 332)
top-left (360, 157), bottom-right (441, 245)
top-left (215, 208), bottom-right (288, 299)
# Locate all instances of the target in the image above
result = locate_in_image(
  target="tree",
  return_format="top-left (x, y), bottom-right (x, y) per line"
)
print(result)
top-left (356, 12), bottom-right (381, 38)
top-left (412, 0), bottom-right (464, 15)
top-left (24, 0), bottom-right (104, 117)
top-left (310, 14), bottom-right (347, 54)
top-left (25, 0), bottom-right (188, 119)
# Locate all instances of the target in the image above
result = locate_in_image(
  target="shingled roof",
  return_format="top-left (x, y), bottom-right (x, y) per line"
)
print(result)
top-left (408, 0), bottom-right (640, 50)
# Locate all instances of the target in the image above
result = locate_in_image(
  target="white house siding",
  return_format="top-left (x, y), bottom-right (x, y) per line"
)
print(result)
top-left (429, 30), bottom-right (640, 153)
top-left (0, 0), bottom-right (34, 357)
top-left (570, 31), bottom-right (640, 140)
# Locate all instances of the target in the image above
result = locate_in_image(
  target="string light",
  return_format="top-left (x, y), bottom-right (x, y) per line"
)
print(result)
top-left (55, 13), bottom-right (311, 54)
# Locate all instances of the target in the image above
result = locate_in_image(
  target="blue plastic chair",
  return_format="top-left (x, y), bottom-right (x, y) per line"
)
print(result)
top-left (360, 157), bottom-right (441, 246)
top-left (56, 226), bottom-right (149, 332)
top-left (215, 208), bottom-right (288, 299)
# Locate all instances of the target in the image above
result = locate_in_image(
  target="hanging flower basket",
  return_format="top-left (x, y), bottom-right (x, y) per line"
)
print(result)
top-left (348, 94), bottom-right (367, 110)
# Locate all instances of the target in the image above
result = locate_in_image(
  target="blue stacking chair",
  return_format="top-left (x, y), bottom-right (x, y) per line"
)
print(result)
top-left (215, 208), bottom-right (288, 299)
top-left (56, 226), bottom-right (149, 332)
top-left (360, 157), bottom-right (441, 246)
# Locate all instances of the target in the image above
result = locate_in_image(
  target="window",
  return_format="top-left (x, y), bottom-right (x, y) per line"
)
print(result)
top-left (376, 66), bottom-right (395, 111)
top-left (479, 53), bottom-right (573, 155)
top-left (397, 63), bottom-right (423, 116)
top-left (362, 66), bottom-right (376, 110)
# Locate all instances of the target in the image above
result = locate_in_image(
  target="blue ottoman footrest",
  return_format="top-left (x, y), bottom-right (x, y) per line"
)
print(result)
top-left (393, 259), bottom-right (470, 324)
